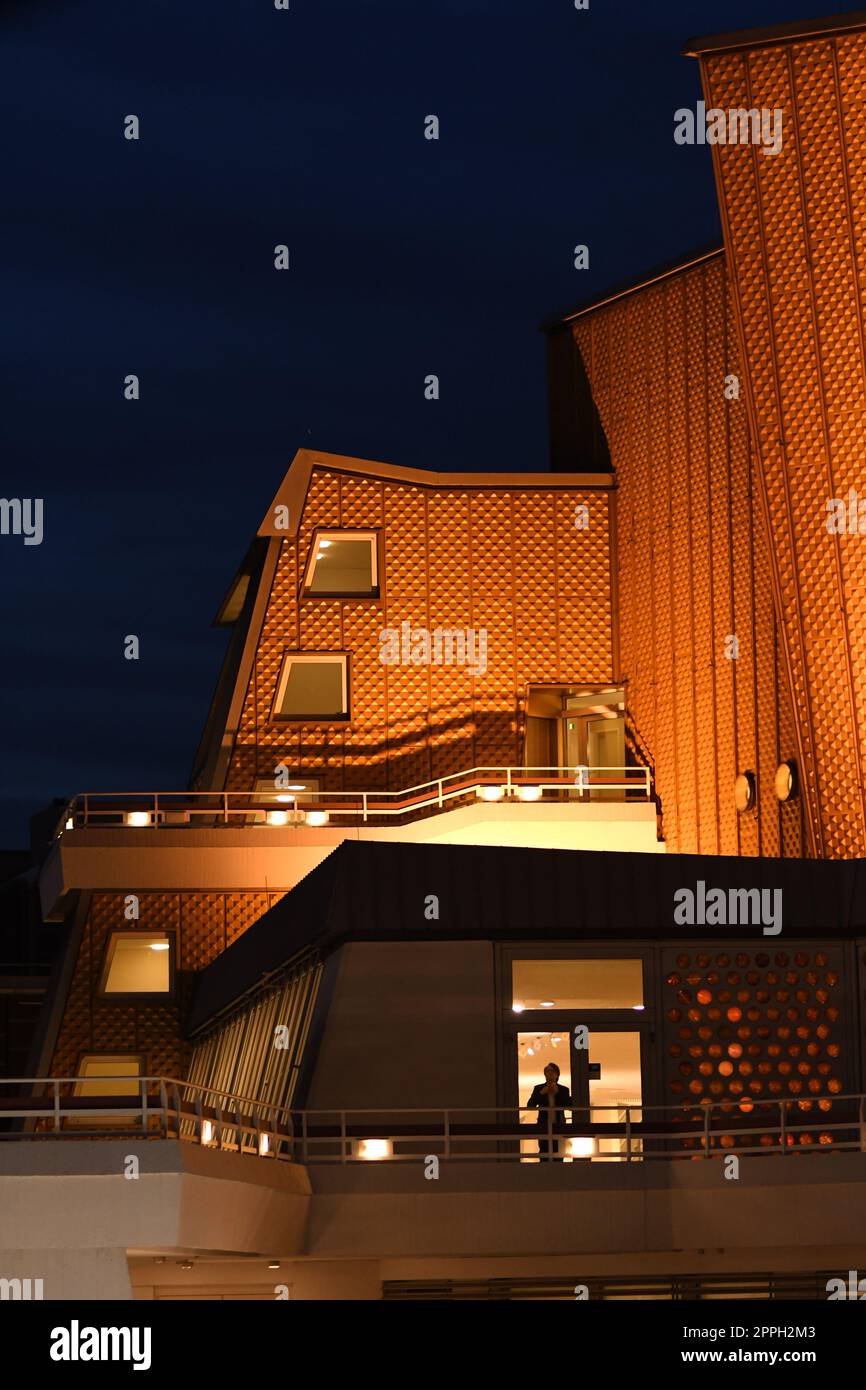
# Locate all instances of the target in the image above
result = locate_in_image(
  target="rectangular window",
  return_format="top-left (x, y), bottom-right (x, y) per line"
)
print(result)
top-left (100, 935), bottom-right (172, 995)
top-left (272, 654), bottom-right (348, 721)
top-left (75, 1054), bottom-right (143, 1097)
top-left (511, 959), bottom-right (643, 1011)
top-left (303, 532), bottom-right (378, 597)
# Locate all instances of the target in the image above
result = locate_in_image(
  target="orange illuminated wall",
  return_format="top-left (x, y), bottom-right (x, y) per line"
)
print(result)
top-left (225, 453), bottom-right (615, 793)
top-left (570, 253), bottom-right (802, 857)
top-left (48, 890), bottom-right (284, 1081)
top-left (690, 14), bottom-right (866, 857)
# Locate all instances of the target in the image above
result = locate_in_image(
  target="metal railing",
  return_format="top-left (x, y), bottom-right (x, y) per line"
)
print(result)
top-left (1, 1077), bottom-right (862, 1165)
top-left (54, 765), bottom-right (653, 834)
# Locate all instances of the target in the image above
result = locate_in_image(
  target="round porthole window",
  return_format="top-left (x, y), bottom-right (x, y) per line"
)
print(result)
top-left (734, 771), bottom-right (756, 814)
top-left (774, 760), bottom-right (798, 802)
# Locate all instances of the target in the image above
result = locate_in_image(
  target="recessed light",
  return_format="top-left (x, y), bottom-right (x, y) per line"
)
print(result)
top-left (734, 771), bottom-right (756, 813)
top-left (539, 1001), bottom-right (555, 1008)
top-left (150, 942), bottom-right (170, 952)
top-left (268, 1261), bottom-right (280, 1270)
top-left (774, 760), bottom-right (797, 802)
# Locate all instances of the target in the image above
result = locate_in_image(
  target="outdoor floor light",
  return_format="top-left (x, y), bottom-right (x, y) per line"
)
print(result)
top-left (476, 785), bottom-right (504, 802)
top-left (355, 1138), bottom-right (392, 1160)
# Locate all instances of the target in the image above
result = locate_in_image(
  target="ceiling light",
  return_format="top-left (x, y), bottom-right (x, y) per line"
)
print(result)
top-left (512, 1004), bottom-right (525, 1013)
top-left (632, 1005), bottom-right (645, 1011)
top-left (569, 1137), bottom-right (595, 1159)
top-left (539, 1001), bottom-right (555, 1008)
top-left (305, 810), bottom-right (329, 827)
top-left (268, 1261), bottom-right (280, 1270)
top-left (527, 1047), bottom-right (534, 1056)
top-left (126, 811), bottom-right (150, 828)
top-left (179, 1261), bottom-right (193, 1271)
top-left (286, 784), bottom-right (306, 792)
top-left (150, 942), bottom-right (170, 952)
top-left (201, 1121), bottom-right (215, 1146)
top-left (267, 810), bottom-right (289, 826)
top-left (318, 539), bottom-right (332, 550)
top-left (258, 1133), bottom-right (270, 1157)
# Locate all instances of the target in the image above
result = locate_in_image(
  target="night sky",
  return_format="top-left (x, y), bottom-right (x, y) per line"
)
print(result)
top-left (0, 0), bottom-right (848, 846)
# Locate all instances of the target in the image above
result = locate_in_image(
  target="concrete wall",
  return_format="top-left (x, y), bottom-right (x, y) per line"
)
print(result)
top-left (306, 940), bottom-right (498, 1110)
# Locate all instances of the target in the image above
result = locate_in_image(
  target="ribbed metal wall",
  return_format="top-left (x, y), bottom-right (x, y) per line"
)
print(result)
top-left (572, 254), bottom-right (802, 857)
top-left (698, 23), bottom-right (866, 857)
top-left (185, 954), bottom-right (322, 1119)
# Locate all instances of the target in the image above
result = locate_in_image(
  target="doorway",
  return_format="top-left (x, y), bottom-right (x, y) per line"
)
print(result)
top-left (525, 686), bottom-right (626, 798)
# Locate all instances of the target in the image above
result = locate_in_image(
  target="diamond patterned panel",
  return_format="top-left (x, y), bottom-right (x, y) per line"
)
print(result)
top-left (224, 462), bottom-right (612, 800)
top-left (48, 891), bottom-right (275, 1081)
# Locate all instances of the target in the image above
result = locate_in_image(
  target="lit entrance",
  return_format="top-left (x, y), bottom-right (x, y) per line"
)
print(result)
top-left (525, 685), bottom-right (626, 800)
top-left (510, 956), bottom-right (647, 1161)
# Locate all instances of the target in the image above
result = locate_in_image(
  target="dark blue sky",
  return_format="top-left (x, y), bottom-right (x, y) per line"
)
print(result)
top-left (0, 0), bottom-right (847, 844)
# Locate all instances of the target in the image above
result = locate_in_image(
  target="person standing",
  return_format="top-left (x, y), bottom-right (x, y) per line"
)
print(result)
top-left (526, 1062), bottom-right (573, 1160)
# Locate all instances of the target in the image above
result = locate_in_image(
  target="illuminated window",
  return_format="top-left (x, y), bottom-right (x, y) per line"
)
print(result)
top-left (512, 959), bottom-right (643, 1011)
top-left (272, 654), bottom-right (348, 721)
top-left (74, 1055), bottom-right (143, 1098)
top-left (100, 934), bottom-right (172, 994)
top-left (303, 532), bottom-right (378, 597)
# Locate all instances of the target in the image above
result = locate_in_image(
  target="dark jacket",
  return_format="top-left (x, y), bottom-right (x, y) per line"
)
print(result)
top-left (526, 1082), bottom-right (573, 1132)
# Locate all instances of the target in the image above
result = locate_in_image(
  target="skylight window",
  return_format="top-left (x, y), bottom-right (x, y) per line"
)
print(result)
top-left (100, 934), bottom-right (172, 994)
top-left (303, 532), bottom-right (378, 597)
top-left (272, 653), bottom-right (349, 720)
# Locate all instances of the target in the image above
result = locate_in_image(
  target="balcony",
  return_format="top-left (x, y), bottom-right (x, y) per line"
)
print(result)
top-left (39, 767), bottom-right (663, 918)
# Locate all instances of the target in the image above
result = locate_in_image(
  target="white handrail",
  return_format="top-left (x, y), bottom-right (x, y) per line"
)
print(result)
top-left (58, 764), bottom-right (654, 832)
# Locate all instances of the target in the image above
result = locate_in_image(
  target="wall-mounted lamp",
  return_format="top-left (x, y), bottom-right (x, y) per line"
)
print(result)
top-left (355, 1138), bottom-right (392, 1161)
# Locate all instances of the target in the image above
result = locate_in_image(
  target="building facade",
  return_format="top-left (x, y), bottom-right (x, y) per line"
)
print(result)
top-left (5, 9), bottom-right (866, 1302)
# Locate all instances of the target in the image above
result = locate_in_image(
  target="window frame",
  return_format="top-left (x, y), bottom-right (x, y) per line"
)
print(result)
top-left (495, 944), bottom-right (658, 1117)
top-left (301, 529), bottom-right (380, 600)
top-left (69, 1053), bottom-right (148, 1128)
top-left (97, 931), bottom-right (176, 1000)
top-left (270, 651), bottom-right (350, 723)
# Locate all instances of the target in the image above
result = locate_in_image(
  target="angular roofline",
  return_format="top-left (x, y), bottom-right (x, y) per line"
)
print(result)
top-left (683, 9), bottom-right (866, 57)
top-left (258, 449), bottom-right (614, 537)
top-left (539, 244), bottom-right (724, 331)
